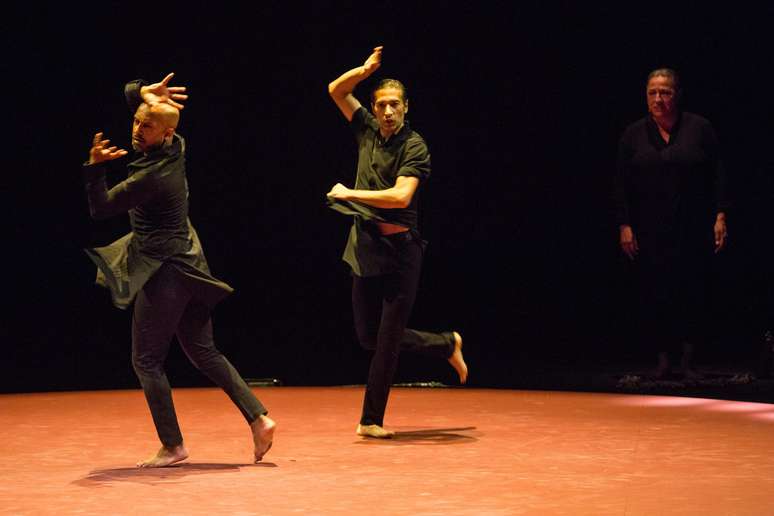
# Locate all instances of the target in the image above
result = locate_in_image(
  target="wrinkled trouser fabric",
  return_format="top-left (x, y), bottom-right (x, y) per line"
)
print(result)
top-left (132, 264), bottom-right (266, 446)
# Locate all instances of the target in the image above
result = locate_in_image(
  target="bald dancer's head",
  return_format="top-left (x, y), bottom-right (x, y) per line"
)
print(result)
top-left (131, 102), bottom-right (180, 153)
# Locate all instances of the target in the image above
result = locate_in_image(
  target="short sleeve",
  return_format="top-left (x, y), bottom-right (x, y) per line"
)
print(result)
top-left (351, 107), bottom-right (378, 145)
top-left (397, 136), bottom-right (431, 181)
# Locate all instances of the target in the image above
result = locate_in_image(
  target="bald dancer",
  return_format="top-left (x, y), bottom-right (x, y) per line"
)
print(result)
top-left (83, 73), bottom-right (275, 467)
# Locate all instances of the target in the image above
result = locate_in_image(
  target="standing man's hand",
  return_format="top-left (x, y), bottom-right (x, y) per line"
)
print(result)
top-left (88, 132), bottom-right (128, 164)
top-left (140, 72), bottom-right (188, 109)
top-left (620, 224), bottom-right (639, 260)
top-left (714, 213), bottom-right (728, 253)
top-left (363, 46), bottom-right (383, 75)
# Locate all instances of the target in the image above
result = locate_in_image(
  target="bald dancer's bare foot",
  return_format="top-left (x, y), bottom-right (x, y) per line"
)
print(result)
top-left (448, 331), bottom-right (468, 384)
top-left (356, 424), bottom-right (395, 439)
top-left (251, 414), bottom-right (276, 462)
top-left (136, 444), bottom-right (189, 468)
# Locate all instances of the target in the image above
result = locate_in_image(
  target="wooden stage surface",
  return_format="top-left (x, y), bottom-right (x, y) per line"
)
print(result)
top-left (2, 386), bottom-right (774, 515)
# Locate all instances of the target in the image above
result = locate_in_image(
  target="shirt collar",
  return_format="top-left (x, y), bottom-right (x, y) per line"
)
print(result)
top-left (646, 112), bottom-right (682, 147)
top-left (377, 120), bottom-right (412, 146)
top-left (129, 134), bottom-right (184, 171)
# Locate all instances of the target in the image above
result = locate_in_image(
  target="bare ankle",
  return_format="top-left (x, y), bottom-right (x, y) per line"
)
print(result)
top-left (251, 414), bottom-right (275, 430)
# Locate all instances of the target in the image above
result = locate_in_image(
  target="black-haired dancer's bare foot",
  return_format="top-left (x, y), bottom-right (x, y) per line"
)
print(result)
top-left (356, 424), bottom-right (395, 438)
top-left (448, 331), bottom-right (468, 384)
top-left (251, 415), bottom-right (276, 462)
top-left (137, 444), bottom-right (189, 468)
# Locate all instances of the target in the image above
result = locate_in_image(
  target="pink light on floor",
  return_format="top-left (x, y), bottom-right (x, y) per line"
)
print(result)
top-left (702, 400), bottom-right (772, 413)
top-left (615, 395), bottom-right (712, 408)
top-left (749, 410), bottom-right (774, 422)
top-left (613, 395), bottom-right (774, 420)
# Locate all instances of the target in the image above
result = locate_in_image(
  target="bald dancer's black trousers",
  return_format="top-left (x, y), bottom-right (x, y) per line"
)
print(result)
top-left (132, 264), bottom-right (266, 447)
top-left (352, 232), bottom-right (455, 427)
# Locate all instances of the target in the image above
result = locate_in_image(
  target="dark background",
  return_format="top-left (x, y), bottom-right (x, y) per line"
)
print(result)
top-left (4, 3), bottom-right (774, 393)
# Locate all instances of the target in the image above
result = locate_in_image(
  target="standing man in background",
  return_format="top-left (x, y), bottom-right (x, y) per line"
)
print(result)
top-left (615, 68), bottom-right (729, 378)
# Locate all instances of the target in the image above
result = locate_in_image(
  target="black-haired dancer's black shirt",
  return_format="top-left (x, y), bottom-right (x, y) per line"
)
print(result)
top-left (82, 80), bottom-right (232, 309)
top-left (328, 107), bottom-right (431, 276)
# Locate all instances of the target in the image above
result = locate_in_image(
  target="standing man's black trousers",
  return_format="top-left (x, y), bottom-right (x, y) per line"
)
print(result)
top-left (634, 245), bottom-right (711, 354)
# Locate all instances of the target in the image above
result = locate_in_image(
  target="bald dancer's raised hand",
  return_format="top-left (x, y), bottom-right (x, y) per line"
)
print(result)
top-left (140, 72), bottom-right (188, 109)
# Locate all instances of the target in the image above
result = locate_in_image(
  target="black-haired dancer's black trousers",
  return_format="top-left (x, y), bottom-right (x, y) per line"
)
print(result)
top-left (132, 264), bottom-right (266, 447)
top-left (352, 232), bottom-right (455, 427)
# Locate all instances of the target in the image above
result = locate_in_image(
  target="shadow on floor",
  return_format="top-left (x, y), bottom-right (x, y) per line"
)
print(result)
top-left (354, 426), bottom-right (479, 446)
top-left (73, 461), bottom-right (277, 487)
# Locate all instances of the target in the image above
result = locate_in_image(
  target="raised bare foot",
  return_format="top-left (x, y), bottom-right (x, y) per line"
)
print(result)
top-left (251, 414), bottom-right (276, 462)
top-left (136, 444), bottom-right (189, 468)
top-left (448, 331), bottom-right (468, 384)
top-left (356, 424), bottom-right (395, 439)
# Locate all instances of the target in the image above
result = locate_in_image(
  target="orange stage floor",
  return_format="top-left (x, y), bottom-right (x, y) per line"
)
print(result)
top-left (2, 387), bottom-right (774, 515)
